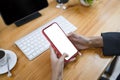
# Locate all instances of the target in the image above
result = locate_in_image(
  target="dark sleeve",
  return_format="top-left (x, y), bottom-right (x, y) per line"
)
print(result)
top-left (117, 74), bottom-right (120, 80)
top-left (101, 32), bottom-right (120, 56)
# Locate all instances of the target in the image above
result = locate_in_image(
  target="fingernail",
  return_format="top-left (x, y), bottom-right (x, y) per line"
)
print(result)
top-left (78, 52), bottom-right (82, 56)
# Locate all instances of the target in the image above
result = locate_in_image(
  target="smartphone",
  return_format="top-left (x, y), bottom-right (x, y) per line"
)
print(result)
top-left (42, 22), bottom-right (78, 61)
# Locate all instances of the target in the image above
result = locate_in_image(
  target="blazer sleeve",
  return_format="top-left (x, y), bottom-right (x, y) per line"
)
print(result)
top-left (101, 32), bottom-right (120, 56)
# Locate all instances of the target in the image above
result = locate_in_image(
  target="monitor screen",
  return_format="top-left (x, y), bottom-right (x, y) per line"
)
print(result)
top-left (0, 0), bottom-right (48, 25)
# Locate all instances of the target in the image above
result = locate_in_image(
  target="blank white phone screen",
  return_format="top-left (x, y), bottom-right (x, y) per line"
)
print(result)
top-left (44, 23), bottom-right (77, 60)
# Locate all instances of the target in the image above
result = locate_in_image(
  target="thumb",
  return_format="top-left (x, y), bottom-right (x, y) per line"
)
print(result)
top-left (59, 53), bottom-right (68, 62)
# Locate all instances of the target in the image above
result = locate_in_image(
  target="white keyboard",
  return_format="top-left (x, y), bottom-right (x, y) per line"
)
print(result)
top-left (15, 16), bottom-right (77, 60)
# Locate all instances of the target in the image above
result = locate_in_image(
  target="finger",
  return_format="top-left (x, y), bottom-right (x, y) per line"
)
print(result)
top-left (61, 53), bottom-right (68, 59)
top-left (69, 57), bottom-right (76, 62)
top-left (50, 46), bottom-right (58, 60)
top-left (59, 53), bottom-right (68, 62)
top-left (57, 54), bottom-right (68, 68)
top-left (78, 52), bottom-right (82, 56)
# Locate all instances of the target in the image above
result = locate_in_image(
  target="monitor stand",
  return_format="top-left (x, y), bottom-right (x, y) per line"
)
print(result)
top-left (15, 12), bottom-right (41, 27)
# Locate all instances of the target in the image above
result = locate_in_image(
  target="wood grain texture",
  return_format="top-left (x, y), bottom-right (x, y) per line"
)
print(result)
top-left (0, 0), bottom-right (120, 80)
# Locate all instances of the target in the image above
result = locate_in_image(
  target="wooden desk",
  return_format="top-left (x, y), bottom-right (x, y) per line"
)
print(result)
top-left (0, 0), bottom-right (120, 80)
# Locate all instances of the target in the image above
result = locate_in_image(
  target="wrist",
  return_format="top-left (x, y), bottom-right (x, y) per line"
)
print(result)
top-left (88, 36), bottom-right (103, 48)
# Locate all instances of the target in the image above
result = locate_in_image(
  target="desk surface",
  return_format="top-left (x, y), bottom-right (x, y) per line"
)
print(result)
top-left (0, 0), bottom-right (120, 80)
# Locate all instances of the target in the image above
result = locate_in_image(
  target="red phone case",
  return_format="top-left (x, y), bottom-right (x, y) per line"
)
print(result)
top-left (42, 22), bottom-right (78, 62)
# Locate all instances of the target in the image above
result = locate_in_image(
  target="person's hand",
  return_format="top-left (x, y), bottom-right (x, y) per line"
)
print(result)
top-left (50, 47), bottom-right (68, 80)
top-left (68, 33), bottom-right (103, 50)
top-left (68, 33), bottom-right (91, 50)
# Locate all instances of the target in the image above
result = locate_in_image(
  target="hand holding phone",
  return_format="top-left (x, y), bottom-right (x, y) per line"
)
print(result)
top-left (42, 22), bottom-right (78, 62)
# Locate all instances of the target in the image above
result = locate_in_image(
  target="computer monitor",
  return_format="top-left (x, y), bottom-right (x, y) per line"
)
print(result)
top-left (0, 0), bottom-right (48, 26)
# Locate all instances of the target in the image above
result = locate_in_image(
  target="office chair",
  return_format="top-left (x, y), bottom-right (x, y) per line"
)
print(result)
top-left (99, 56), bottom-right (119, 80)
